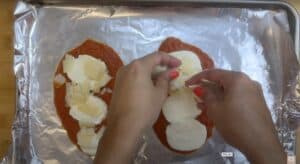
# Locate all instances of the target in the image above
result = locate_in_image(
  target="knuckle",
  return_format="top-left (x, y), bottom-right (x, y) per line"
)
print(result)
top-left (233, 72), bottom-right (251, 84)
top-left (253, 81), bottom-right (261, 87)
top-left (236, 72), bottom-right (250, 80)
top-left (154, 54), bottom-right (162, 62)
top-left (129, 60), bottom-right (142, 72)
top-left (131, 60), bottom-right (141, 68)
top-left (231, 72), bottom-right (252, 87)
top-left (252, 81), bottom-right (262, 89)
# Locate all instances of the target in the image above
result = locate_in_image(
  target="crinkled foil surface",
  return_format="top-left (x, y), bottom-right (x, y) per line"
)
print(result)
top-left (2, 1), bottom-right (300, 164)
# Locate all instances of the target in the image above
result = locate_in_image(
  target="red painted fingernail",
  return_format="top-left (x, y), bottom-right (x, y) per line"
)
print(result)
top-left (193, 87), bottom-right (204, 97)
top-left (169, 70), bottom-right (179, 80)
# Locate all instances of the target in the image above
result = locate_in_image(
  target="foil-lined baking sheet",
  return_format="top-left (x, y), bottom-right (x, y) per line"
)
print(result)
top-left (2, 1), bottom-right (300, 163)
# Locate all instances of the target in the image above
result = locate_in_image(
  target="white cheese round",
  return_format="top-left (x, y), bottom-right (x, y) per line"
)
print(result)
top-left (69, 95), bottom-right (107, 126)
top-left (77, 126), bottom-right (106, 156)
top-left (162, 88), bottom-right (201, 123)
top-left (168, 51), bottom-right (202, 91)
top-left (63, 54), bottom-right (111, 92)
top-left (166, 119), bottom-right (207, 151)
top-left (65, 82), bottom-right (90, 107)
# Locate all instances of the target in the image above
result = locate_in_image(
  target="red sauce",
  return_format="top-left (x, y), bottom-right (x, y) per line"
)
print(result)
top-left (153, 37), bottom-right (215, 154)
top-left (53, 39), bottom-right (123, 146)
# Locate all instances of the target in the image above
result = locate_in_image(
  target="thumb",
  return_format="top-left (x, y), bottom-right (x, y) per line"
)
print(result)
top-left (155, 69), bottom-right (178, 97)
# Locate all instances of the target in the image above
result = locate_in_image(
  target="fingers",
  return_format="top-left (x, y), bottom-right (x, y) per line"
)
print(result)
top-left (139, 51), bottom-right (181, 72)
top-left (155, 69), bottom-right (177, 98)
top-left (192, 81), bottom-right (223, 117)
top-left (186, 69), bottom-right (250, 89)
top-left (186, 69), bottom-right (233, 87)
top-left (200, 87), bottom-right (221, 118)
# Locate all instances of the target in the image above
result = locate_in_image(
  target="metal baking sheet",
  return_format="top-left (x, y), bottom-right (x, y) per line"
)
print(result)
top-left (2, 0), bottom-right (300, 163)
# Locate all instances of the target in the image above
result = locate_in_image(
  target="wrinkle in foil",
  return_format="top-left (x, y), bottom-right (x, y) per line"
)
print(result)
top-left (3, 1), bottom-right (300, 164)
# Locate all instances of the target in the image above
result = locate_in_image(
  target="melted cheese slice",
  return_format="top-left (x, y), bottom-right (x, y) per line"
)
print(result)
top-left (162, 88), bottom-right (201, 123)
top-left (65, 82), bottom-right (90, 107)
top-left (63, 54), bottom-right (111, 92)
top-left (166, 119), bottom-right (207, 151)
top-left (77, 126), bottom-right (106, 156)
top-left (168, 51), bottom-right (202, 91)
top-left (69, 95), bottom-right (107, 126)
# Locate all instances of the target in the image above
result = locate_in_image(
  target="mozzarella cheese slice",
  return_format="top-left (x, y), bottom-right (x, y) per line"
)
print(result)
top-left (77, 126), bottom-right (106, 156)
top-left (65, 82), bottom-right (90, 107)
top-left (166, 119), bottom-right (207, 151)
top-left (69, 95), bottom-right (107, 126)
top-left (63, 54), bottom-right (111, 92)
top-left (168, 51), bottom-right (202, 91)
top-left (162, 88), bottom-right (201, 123)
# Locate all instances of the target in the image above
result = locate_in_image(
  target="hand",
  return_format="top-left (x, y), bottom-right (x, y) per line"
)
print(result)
top-left (108, 51), bottom-right (181, 129)
top-left (94, 52), bottom-right (181, 164)
top-left (186, 69), bottom-right (286, 164)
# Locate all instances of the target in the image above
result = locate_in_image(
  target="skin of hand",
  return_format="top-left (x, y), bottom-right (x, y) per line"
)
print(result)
top-left (186, 69), bottom-right (286, 164)
top-left (94, 52), bottom-right (181, 164)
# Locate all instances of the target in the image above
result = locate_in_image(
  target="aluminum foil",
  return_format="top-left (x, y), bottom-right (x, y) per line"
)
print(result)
top-left (2, 1), bottom-right (300, 164)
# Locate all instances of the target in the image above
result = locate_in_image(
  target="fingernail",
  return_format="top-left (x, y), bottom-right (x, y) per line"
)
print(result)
top-left (193, 87), bottom-right (204, 97)
top-left (187, 84), bottom-right (199, 88)
top-left (169, 70), bottom-right (179, 80)
top-left (194, 95), bottom-right (203, 103)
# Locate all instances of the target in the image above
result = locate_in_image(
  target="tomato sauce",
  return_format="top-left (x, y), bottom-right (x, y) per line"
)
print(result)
top-left (153, 37), bottom-right (215, 154)
top-left (53, 39), bottom-right (123, 145)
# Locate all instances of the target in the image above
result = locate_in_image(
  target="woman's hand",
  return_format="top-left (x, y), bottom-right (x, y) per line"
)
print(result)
top-left (94, 52), bottom-right (180, 164)
top-left (186, 69), bottom-right (286, 164)
top-left (108, 52), bottom-right (181, 129)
